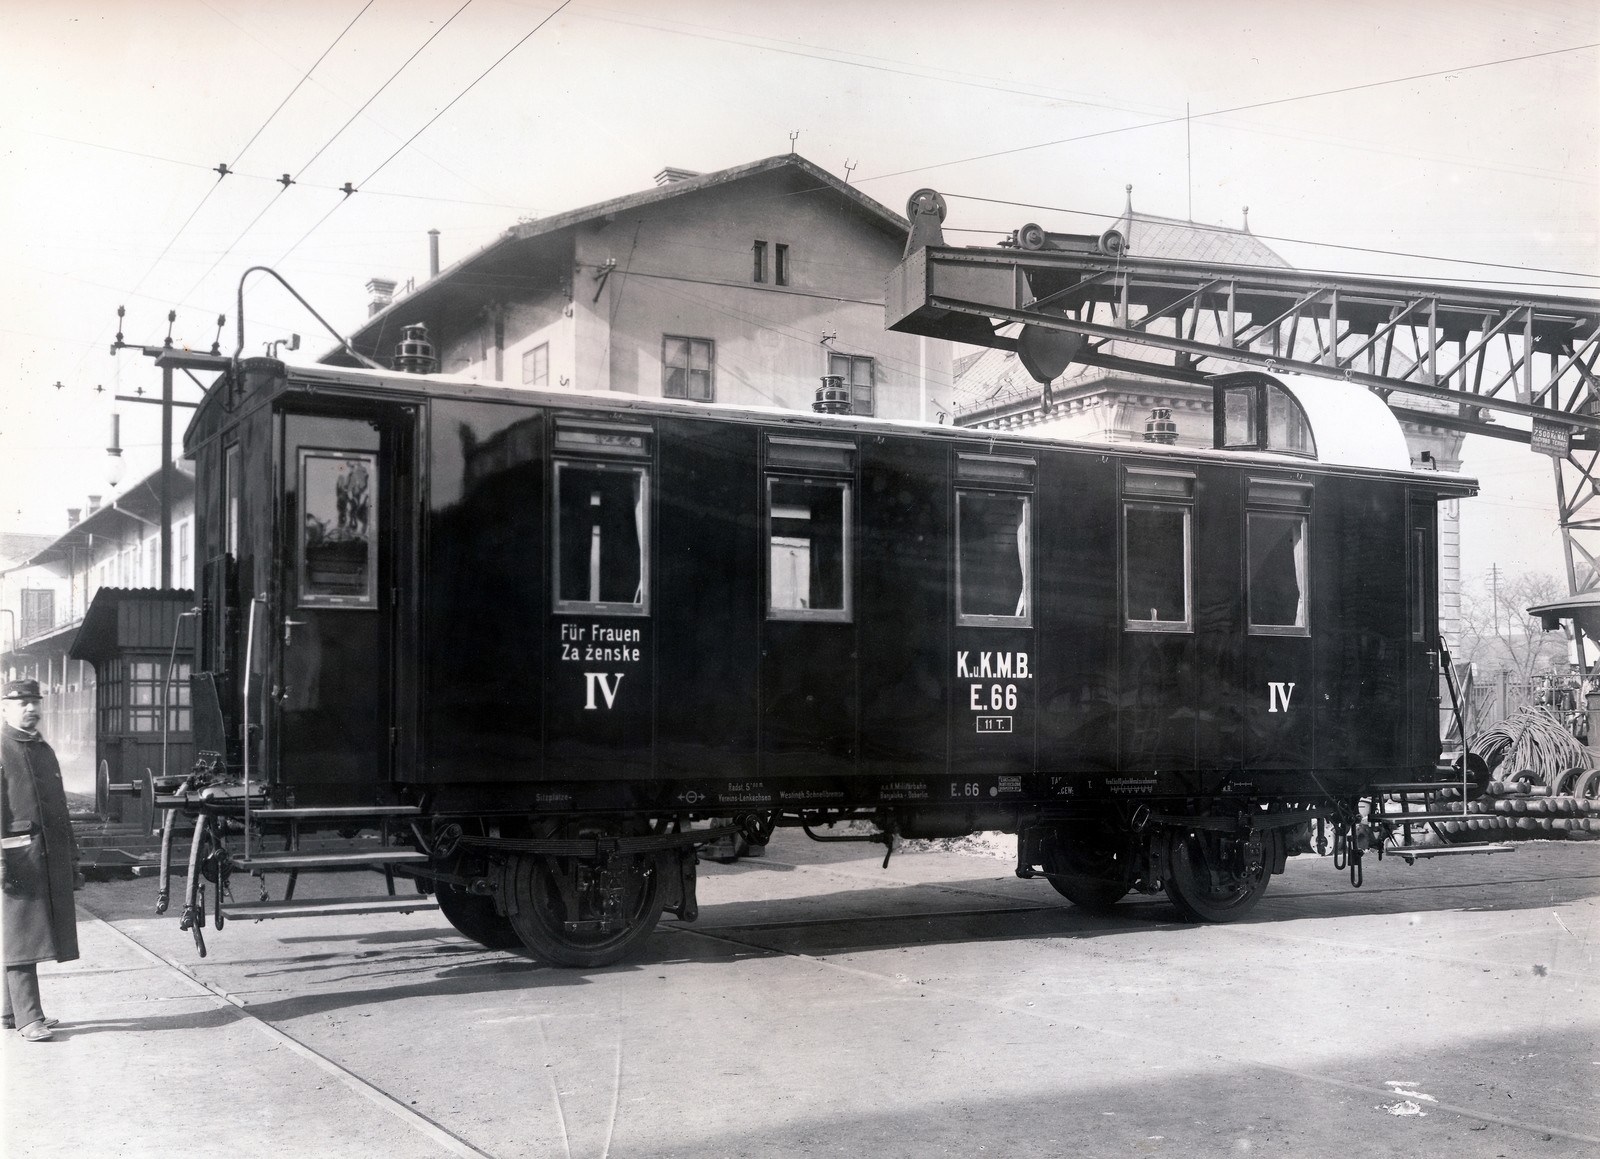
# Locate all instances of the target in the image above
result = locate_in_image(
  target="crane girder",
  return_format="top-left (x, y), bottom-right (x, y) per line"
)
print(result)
top-left (886, 238), bottom-right (1600, 591)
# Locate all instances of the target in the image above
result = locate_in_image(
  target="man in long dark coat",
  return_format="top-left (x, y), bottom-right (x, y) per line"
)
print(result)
top-left (2, 678), bottom-right (79, 1041)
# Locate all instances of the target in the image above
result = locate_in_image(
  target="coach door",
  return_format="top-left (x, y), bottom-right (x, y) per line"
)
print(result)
top-left (276, 407), bottom-right (416, 791)
top-left (544, 418), bottom-right (654, 780)
top-left (950, 452), bottom-right (1037, 781)
top-left (1406, 497), bottom-right (1441, 771)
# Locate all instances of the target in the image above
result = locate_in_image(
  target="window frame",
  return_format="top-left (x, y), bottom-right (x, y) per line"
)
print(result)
top-left (1122, 467), bottom-right (1195, 634)
top-left (224, 441), bottom-right (241, 556)
top-left (296, 448), bottom-right (379, 609)
top-left (954, 487), bottom-right (1033, 628)
top-left (127, 657), bottom-right (193, 734)
top-left (764, 473), bottom-right (853, 623)
top-left (1410, 525), bottom-right (1428, 643)
top-left (551, 458), bottom-right (651, 617)
top-left (1246, 477), bottom-right (1312, 636)
top-left (1211, 374), bottom-right (1317, 458)
top-left (662, 335), bottom-right (715, 402)
top-left (775, 243), bottom-right (789, 286)
top-left (752, 240), bottom-right (767, 283)
top-left (827, 352), bottom-right (875, 417)
top-left (522, 342), bottom-right (550, 388)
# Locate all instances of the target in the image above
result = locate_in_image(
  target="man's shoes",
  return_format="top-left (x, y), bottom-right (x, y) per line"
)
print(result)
top-left (17, 1020), bottom-right (54, 1041)
top-left (4, 1017), bottom-right (59, 1031)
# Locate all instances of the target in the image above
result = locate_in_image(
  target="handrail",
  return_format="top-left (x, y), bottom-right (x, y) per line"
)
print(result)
top-left (160, 608), bottom-right (200, 782)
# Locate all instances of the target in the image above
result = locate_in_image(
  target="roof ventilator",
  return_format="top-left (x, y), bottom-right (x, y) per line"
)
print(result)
top-left (813, 374), bottom-right (851, 414)
top-left (394, 323), bottom-right (437, 375)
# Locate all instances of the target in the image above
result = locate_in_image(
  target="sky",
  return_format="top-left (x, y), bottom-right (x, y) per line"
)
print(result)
top-left (1, 0), bottom-right (1596, 590)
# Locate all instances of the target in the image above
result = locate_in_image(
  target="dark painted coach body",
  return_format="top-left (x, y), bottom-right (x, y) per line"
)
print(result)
top-left (177, 357), bottom-right (1473, 963)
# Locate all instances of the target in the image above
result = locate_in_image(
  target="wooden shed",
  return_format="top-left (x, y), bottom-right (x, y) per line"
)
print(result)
top-left (69, 588), bottom-right (197, 830)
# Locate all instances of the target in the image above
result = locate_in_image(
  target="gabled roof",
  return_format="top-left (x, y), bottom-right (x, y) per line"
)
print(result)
top-left (505, 153), bottom-right (906, 246)
top-left (332, 154), bottom-right (908, 365)
top-left (1116, 209), bottom-right (1291, 268)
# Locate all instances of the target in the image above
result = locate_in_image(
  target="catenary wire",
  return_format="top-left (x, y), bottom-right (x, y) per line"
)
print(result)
top-left (856, 41), bottom-right (1600, 184)
top-left (940, 192), bottom-right (1600, 281)
top-left (270, 0), bottom-right (575, 271)
top-left (292, 0), bottom-right (475, 182)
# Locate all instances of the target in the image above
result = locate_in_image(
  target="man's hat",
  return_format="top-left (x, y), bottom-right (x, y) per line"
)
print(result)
top-left (2, 679), bottom-right (42, 702)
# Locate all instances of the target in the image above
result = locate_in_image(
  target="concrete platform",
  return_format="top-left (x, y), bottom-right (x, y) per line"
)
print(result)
top-left (4, 835), bottom-right (1597, 1158)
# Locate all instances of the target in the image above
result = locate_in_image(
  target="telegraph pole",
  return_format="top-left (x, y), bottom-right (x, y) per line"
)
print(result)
top-left (111, 308), bottom-right (227, 589)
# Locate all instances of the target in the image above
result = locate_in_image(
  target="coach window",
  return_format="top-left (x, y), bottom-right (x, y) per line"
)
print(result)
top-left (956, 453), bottom-right (1034, 626)
top-left (1410, 526), bottom-right (1427, 642)
top-left (1247, 478), bottom-right (1311, 634)
top-left (766, 436), bottom-right (853, 622)
top-left (1123, 468), bottom-right (1193, 631)
top-left (553, 420), bottom-right (652, 616)
top-left (224, 442), bottom-right (241, 556)
top-left (1213, 376), bottom-right (1316, 457)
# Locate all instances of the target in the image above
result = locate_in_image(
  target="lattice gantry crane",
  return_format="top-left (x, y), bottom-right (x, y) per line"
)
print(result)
top-left (887, 189), bottom-right (1600, 596)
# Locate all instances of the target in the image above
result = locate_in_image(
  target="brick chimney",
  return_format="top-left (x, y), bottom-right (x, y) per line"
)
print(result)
top-left (366, 278), bottom-right (397, 317)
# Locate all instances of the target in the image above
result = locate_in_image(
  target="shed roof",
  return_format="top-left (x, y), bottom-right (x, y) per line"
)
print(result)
top-left (4, 462), bottom-right (195, 574)
top-left (69, 588), bottom-right (197, 664)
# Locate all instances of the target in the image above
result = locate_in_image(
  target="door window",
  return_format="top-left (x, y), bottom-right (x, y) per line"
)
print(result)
top-left (297, 450), bottom-right (378, 607)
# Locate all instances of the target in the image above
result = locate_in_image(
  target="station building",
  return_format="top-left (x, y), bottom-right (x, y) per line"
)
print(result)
top-left (327, 153), bottom-right (955, 424)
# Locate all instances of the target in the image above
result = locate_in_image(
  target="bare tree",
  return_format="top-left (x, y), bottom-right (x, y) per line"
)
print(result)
top-left (1456, 570), bottom-right (1569, 681)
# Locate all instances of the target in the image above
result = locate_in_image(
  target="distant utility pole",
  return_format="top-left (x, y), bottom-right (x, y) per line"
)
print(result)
top-left (1489, 564), bottom-right (1501, 637)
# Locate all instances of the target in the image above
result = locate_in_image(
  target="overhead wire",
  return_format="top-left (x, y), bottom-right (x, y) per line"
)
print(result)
top-left (2, 125), bottom-right (547, 213)
top-left (291, 0), bottom-right (475, 183)
top-left (940, 192), bottom-right (1600, 282)
top-left (272, 0), bottom-right (575, 269)
top-left (132, 0), bottom-right (376, 303)
top-left (856, 41), bottom-right (1600, 184)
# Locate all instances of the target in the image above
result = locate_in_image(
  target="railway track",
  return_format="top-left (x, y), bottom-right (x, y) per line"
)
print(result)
top-left (73, 849), bottom-right (1599, 1156)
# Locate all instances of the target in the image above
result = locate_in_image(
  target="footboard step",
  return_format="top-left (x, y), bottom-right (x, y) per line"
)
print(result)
top-left (1391, 843), bottom-right (1518, 862)
top-left (221, 895), bottom-right (439, 920)
top-left (234, 850), bottom-right (429, 871)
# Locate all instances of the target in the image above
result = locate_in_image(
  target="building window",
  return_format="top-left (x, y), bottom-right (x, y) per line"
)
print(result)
top-left (663, 336), bottom-right (714, 402)
top-left (827, 353), bottom-right (875, 416)
top-left (553, 461), bottom-right (649, 614)
top-left (1123, 469), bottom-right (1194, 632)
top-left (775, 243), bottom-right (789, 286)
top-left (19, 589), bottom-right (53, 639)
top-left (127, 659), bottom-right (192, 733)
top-left (178, 520), bottom-right (191, 589)
top-left (522, 342), bottom-right (550, 387)
top-left (752, 240), bottom-right (767, 283)
top-left (767, 477), bottom-right (850, 621)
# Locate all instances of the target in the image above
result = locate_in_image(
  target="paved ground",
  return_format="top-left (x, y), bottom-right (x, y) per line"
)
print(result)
top-left (4, 835), bottom-right (1596, 1158)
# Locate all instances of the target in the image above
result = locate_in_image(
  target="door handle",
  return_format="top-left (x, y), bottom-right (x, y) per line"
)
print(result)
top-left (283, 617), bottom-right (307, 645)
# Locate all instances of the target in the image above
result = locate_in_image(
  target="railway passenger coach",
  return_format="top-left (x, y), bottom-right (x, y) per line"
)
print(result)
top-left (165, 356), bottom-right (1475, 965)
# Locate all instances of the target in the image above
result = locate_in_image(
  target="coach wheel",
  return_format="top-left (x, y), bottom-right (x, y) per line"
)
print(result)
top-left (504, 825), bottom-right (666, 968)
top-left (435, 884), bottom-right (522, 951)
top-left (1163, 828), bottom-right (1270, 923)
top-left (1040, 826), bottom-right (1129, 912)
